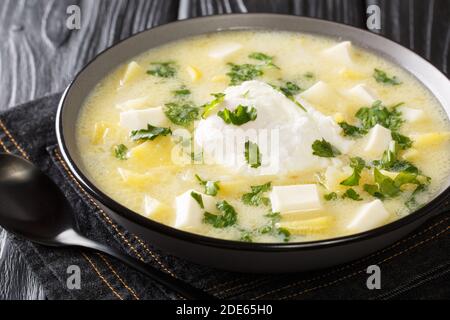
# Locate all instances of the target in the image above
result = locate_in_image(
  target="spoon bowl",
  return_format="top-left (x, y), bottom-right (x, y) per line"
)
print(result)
top-left (0, 153), bottom-right (213, 300)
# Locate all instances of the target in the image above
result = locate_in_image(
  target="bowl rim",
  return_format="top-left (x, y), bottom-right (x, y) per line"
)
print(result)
top-left (56, 13), bottom-right (450, 252)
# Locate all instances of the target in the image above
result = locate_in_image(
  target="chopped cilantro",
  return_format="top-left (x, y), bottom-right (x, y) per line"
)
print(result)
top-left (164, 102), bottom-right (199, 127)
top-left (173, 87), bottom-right (191, 97)
top-left (355, 100), bottom-right (404, 131)
top-left (147, 62), bottom-right (176, 78)
top-left (227, 63), bottom-right (263, 85)
top-left (279, 81), bottom-right (301, 98)
top-left (324, 192), bottom-right (338, 201)
top-left (242, 182), bottom-right (272, 206)
top-left (391, 132), bottom-right (413, 150)
top-left (195, 174), bottom-right (220, 196)
top-left (113, 144), bottom-right (128, 160)
top-left (218, 105), bottom-right (257, 126)
top-left (201, 93), bottom-right (225, 119)
top-left (249, 52), bottom-right (279, 69)
top-left (203, 200), bottom-right (238, 228)
top-left (340, 157), bottom-right (367, 186)
top-left (312, 139), bottom-right (341, 158)
top-left (373, 68), bottom-right (401, 85)
top-left (339, 122), bottom-right (367, 137)
top-left (190, 191), bottom-right (204, 209)
top-left (342, 188), bottom-right (363, 201)
top-left (130, 124), bottom-right (171, 141)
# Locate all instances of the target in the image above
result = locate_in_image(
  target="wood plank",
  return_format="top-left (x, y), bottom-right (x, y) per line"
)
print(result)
top-left (0, 0), bottom-right (178, 110)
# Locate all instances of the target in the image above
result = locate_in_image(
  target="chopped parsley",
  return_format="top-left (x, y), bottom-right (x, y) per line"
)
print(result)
top-left (339, 122), bottom-right (367, 137)
top-left (164, 102), bottom-right (199, 127)
top-left (190, 191), bottom-right (204, 209)
top-left (195, 174), bottom-right (220, 196)
top-left (203, 200), bottom-right (238, 228)
top-left (249, 52), bottom-right (279, 69)
top-left (261, 212), bottom-right (291, 242)
top-left (242, 182), bottom-right (272, 206)
top-left (340, 157), bottom-right (367, 186)
top-left (244, 140), bottom-right (262, 168)
top-left (201, 93), bottom-right (225, 119)
top-left (342, 188), bottom-right (363, 201)
top-left (391, 132), bottom-right (413, 150)
top-left (113, 144), bottom-right (128, 160)
top-left (324, 192), bottom-right (338, 201)
top-left (356, 100), bottom-right (404, 131)
top-left (279, 81), bottom-right (301, 98)
top-left (147, 62), bottom-right (177, 78)
top-left (227, 63), bottom-right (263, 85)
top-left (312, 139), bottom-right (341, 158)
top-left (373, 68), bottom-right (402, 85)
top-left (173, 87), bottom-right (191, 97)
top-left (218, 105), bottom-right (257, 126)
top-left (130, 124), bottom-right (171, 141)
top-left (373, 141), bottom-right (418, 173)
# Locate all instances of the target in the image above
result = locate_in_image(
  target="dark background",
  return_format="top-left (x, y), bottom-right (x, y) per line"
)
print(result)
top-left (0, 0), bottom-right (448, 300)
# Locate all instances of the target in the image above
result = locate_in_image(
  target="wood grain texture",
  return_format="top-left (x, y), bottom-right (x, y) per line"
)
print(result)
top-left (0, 0), bottom-right (449, 300)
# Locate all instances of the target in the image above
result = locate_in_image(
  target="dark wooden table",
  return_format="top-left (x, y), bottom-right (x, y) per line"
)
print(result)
top-left (0, 0), bottom-right (448, 300)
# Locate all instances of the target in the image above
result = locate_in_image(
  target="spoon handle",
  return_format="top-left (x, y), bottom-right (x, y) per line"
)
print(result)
top-left (59, 230), bottom-right (215, 300)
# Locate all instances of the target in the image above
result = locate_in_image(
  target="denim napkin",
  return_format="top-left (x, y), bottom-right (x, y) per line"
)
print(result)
top-left (0, 92), bottom-right (449, 300)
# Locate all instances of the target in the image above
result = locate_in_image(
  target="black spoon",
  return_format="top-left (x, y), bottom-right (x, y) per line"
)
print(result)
top-left (0, 153), bottom-right (214, 300)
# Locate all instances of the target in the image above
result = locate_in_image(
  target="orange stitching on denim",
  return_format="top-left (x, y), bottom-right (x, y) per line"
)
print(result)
top-left (0, 120), bottom-right (29, 160)
top-left (0, 136), bottom-right (11, 153)
top-left (279, 226), bottom-right (449, 300)
top-left (96, 253), bottom-right (140, 300)
top-left (252, 217), bottom-right (449, 300)
top-left (82, 252), bottom-right (123, 300)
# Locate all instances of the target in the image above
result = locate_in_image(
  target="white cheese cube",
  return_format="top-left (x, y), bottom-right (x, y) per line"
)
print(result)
top-left (174, 190), bottom-right (216, 229)
top-left (119, 107), bottom-right (168, 131)
top-left (300, 81), bottom-right (339, 106)
top-left (347, 199), bottom-right (390, 233)
top-left (322, 41), bottom-right (354, 66)
top-left (208, 42), bottom-right (242, 59)
top-left (398, 106), bottom-right (425, 123)
top-left (270, 184), bottom-right (322, 214)
top-left (364, 124), bottom-right (392, 157)
top-left (347, 84), bottom-right (378, 105)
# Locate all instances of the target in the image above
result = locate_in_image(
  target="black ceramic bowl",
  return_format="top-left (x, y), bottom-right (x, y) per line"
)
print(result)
top-left (56, 14), bottom-right (450, 273)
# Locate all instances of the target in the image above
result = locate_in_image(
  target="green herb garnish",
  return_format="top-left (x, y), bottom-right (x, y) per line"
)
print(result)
top-left (312, 139), bottom-right (341, 158)
top-left (195, 174), bottom-right (220, 196)
top-left (324, 192), bottom-right (338, 201)
top-left (391, 132), bottom-right (413, 150)
top-left (249, 52), bottom-right (279, 69)
top-left (113, 144), bottom-right (128, 160)
top-left (190, 191), bottom-right (204, 209)
top-left (164, 102), bottom-right (199, 127)
top-left (373, 68), bottom-right (401, 85)
top-left (242, 182), bottom-right (272, 206)
top-left (201, 93), bottom-right (225, 119)
top-left (339, 122), bottom-right (367, 137)
top-left (340, 157), bottom-right (367, 186)
top-left (218, 105), bottom-right (257, 126)
top-left (342, 188), bottom-right (363, 201)
top-left (244, 140), bottom-right (262, 168)
top-left (356, 100), bottom-right (404, 131)
top-left (173, 87), bottom-right (191, 97)
top-left (130, 124), bottom-right (172, 141)
top-left (226, 63), bottom-right (263, 85)
top-left (147, 62), bottom-right (177, 78)
top-left (279, 81), bottom-right (301, 98)
top-left (203, 200), bottom-right (238, 228)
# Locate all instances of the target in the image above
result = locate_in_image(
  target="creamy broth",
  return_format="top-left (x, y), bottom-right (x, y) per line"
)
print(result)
top-left (76, 31), bottom-right (450, 243)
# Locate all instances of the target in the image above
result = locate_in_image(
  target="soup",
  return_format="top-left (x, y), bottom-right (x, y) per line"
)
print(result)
top-left (76, 31), bottom-right (450, 243)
